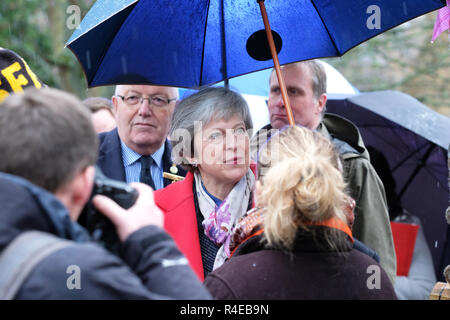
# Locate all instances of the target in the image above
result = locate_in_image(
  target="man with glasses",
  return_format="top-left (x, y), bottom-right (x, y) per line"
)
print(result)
top-left (97, 85), bottom-right (186, 189)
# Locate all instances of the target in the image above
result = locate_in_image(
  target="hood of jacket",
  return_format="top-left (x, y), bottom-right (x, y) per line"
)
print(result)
top-left (321, 113), bottom-right (370, 161)
top-left (0, 172), bottom-right (91, 252)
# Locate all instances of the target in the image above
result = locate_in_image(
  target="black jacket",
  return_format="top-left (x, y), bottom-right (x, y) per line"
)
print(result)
top-left (0, 173), bottom-right (211, 299)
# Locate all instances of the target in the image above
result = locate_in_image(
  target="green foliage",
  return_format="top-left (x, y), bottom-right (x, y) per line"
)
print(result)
top-left (0, 0), bottom-right (113, 99)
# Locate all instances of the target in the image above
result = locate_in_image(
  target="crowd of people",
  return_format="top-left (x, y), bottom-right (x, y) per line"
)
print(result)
top-left (0, 46), bottom-right (438, 300)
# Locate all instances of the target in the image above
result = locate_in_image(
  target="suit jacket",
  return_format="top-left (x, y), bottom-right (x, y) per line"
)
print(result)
top-left (96, 128), bottom-right (186, 187)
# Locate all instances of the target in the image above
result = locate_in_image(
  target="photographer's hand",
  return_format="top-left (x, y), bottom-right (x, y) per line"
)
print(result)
top-left (92, 182), bottom-right (164, 242)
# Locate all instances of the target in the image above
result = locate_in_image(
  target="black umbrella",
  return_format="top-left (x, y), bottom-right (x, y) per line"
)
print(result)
top-left (326, 90), bottom-right (450, 280)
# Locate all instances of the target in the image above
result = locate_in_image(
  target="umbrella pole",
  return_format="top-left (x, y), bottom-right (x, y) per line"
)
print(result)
top-left (258, 0), bottom-right (295, 126)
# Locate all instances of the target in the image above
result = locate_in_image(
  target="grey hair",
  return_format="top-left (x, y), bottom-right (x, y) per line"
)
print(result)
top-left (303, 60), bottom-right (327, 117)
top-left (302, 60), bottom-right (327, 100)
top-left (170, 86), bottom-right (253, 172)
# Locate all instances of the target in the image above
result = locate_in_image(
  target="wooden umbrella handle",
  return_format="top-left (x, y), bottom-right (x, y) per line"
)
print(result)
top-left (258, 0), bottom-right (295, 126)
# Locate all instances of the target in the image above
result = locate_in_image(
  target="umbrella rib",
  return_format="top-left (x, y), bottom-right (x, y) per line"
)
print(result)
top-left (65, 0), bottom-right (139, 46)
top-left (397, 143), bottom-right (435, 201)
top-left (220, 0), bottom-right (228, 87)
top-left (358, 123), bottom-right (432, 156)
top-left (358, 124), bottom-right (411, 154)
top-left (310, 1), bottom-right (340, 55)
top-left (357, 125), bottom-right (435, 173)
top-left (199, 0), bottom-right (212, 86)
top-left (368, 132), bottom-right (430, 173)
top-left (391, 145), bottom-right (429, 171)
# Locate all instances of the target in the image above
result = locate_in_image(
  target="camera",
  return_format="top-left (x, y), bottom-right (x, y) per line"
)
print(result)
top-left (79, 167), bottom-right (138, 255)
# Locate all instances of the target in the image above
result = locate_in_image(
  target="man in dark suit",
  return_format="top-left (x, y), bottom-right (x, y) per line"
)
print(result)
top-left (97, 84), bottom-right (185, 189)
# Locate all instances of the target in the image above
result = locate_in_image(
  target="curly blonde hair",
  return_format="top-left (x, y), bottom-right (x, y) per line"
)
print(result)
top-left (257, 126), bottom-right (349, 250)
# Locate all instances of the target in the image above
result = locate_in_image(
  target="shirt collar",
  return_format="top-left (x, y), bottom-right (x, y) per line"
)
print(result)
top-left (120, 140), bottom-right (165, 169)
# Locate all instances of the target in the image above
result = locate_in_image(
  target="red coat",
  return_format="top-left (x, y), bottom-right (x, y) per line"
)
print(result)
top-left (154, 164), bottom-right (257, 281)
top-left (154, 172), bottom-right (204, 280)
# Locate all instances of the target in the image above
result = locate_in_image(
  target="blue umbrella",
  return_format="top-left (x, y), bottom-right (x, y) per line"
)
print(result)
top-left (326, 90), bottom-right (450, 280)
top-left (66, 0), bottom-right (444, 125)
top-left (66, 0), bottom-right (444, 90)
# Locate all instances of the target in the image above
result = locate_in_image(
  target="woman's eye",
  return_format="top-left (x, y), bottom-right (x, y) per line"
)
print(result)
top-left (235, 127), bottom-right (246, 135)
top-left (208, 132), bottom-right (222, 140)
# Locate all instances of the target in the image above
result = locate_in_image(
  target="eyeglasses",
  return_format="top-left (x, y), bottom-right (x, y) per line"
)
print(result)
top-left (117, 94), bottom-right (176, 107)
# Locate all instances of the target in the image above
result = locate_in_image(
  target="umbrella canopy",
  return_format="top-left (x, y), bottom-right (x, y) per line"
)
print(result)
top-left (326, 90), bottom-right (450, 280)
top-left (66, 0), bottom-right (445, 88)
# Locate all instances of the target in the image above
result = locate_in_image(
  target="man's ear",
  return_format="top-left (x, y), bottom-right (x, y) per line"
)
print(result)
top-left (78, 166), bottom-right (95, 204)
top-left (111, 95), bottom-right (119, 116)
top-left (318, 93), bottom-right (327, 112)
top-left (316, 93), bottom-right (327, 114)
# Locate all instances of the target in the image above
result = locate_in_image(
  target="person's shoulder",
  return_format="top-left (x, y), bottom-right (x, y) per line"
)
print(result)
top-left (16, 241), bottom-right (128, 299)
top-left (322, 113), bottom-right (368, 157)
top-left (98, 128), bottom-right (119, 144)
top-left (323, 113), bottom-right (359, 134)
top-left (42, 241), bottom-right (123, 271)
top-left (344, 154), bottom-right (379, 179)
top-left (349, 248), bottom-right (396, 287)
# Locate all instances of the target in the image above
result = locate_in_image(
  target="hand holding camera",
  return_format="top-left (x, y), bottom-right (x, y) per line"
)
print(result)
top-left (78, 167), bottom-right (164, 254)
top-left (93, 182), bottom-right (164, 242)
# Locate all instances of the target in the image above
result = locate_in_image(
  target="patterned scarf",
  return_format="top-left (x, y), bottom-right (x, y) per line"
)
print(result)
top-left (194, 168), bottom-right (255, 270)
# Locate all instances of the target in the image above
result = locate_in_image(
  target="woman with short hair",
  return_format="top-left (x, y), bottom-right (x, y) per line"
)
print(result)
top-left (154, 87), bottom-right (254, 281)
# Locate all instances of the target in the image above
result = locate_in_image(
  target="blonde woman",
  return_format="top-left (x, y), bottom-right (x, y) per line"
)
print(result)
top-left (204, 126), bottom-right (397, 299)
